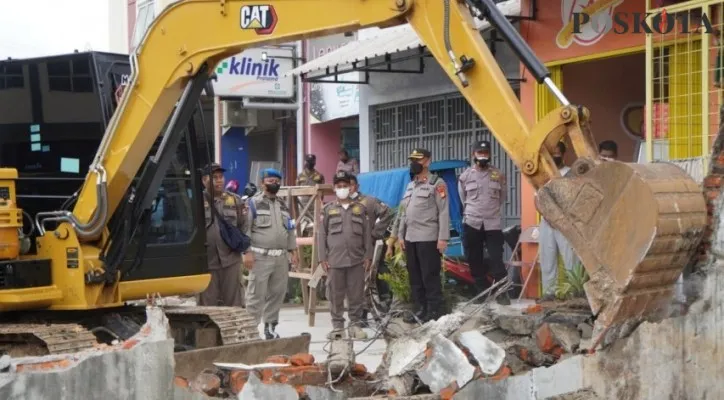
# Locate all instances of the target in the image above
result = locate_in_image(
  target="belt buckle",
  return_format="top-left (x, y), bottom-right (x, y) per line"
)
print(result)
top-left (271, 249), bottom-right (283, 257)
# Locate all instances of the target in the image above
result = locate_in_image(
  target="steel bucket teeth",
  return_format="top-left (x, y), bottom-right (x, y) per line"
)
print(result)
top-left (536, 161), bottom-right (707, 328)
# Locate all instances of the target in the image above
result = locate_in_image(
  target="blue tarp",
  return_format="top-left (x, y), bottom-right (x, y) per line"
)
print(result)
top-left (357, 159), bottom-right (468, 230)
top-left (357, 160), bottom-right (469, 258)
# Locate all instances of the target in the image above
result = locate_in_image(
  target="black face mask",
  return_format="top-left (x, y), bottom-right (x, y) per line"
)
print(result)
top-left (305, 161), bottom-right (315, 170)
top-left (553, 156), bottom-right (564, 168)
top-left (475, 158), bottom-right (489, 167)
top-left (410, 161), bottom-right (423, 176)
top-left (340, 156), bottom-right (349, 163)
top-left (266, 183), bottom-right (281, 194)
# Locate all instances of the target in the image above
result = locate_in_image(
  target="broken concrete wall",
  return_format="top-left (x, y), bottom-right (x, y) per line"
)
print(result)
top-left (455, 262), bottom-right (724, 400)
top-left (0, 308), bottom-right (176, 400)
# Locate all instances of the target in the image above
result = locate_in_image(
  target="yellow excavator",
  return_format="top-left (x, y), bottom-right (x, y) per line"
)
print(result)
top-left (0, 0), bottom-right (707, 354)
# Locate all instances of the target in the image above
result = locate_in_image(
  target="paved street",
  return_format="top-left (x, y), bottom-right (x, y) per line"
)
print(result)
top-left (268, 305), bottom-right (387, 373)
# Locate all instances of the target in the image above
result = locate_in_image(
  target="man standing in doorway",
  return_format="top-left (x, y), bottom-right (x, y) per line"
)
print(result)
top-left (397, 148), bottom-right (450, 324)
top-left (539, 142), bottom-right (580, 301)
top-left (337, 149), bottom-right (360, 176)
top-left (458, 141), bottom-right (510, 305)
top-left (296, 154), bottom-right (325, 186)
top-left (296, 154), bottom-right (325, 220)
top-left (200, 163), bottom-right (246, 307)
top-left (318, 171), bottom-right (372, 340)
top-left (598, 140), bottom-right (618, 161)
top-left (349, 175), bottom-right (394, 325)
top-left (243, 168), bottom-right (300, 340)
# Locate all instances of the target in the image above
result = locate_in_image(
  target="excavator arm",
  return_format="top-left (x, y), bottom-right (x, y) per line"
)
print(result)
top-left (24, 0), bottom-right (705, 341)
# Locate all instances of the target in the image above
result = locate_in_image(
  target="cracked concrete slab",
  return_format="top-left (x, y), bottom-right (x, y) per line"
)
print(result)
top-left (456, 330), bottom-right (505, 376)
top-left (417, 334), bottom-right (475, 393)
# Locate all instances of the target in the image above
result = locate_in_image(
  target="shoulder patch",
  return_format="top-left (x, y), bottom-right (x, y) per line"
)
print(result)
top-left (224, 195), bottom-right (236, 206)
top-left (352, 204), bottom-right (363, 215)
top-left (436, 183), bottom-right (447, 198)
top-left (490, 170), bottom-right (501, 181)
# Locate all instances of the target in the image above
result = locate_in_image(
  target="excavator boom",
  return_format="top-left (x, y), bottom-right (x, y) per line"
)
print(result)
top-left (12, 0), bottom-right (707, 346)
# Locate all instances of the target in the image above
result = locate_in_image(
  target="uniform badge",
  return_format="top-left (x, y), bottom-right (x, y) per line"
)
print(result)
top-left (329, 208), bottom-right (340, 215)
top-left (224, 195), bottom-right (236, 206)
top-left (313, 173), bottom-right (321, 182)
top-left (491, 171), bottom-right (501, 181)
top-left (436, 184), bottom-right (447, 198)
top-left (352, 205), bottom-right (362, 215)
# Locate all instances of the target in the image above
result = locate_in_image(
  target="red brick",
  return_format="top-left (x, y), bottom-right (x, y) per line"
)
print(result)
top-left (16, 359), bottom-right (73, 372)
top-left (122, 339), bottom-right (139, 350)
top-left (519, 348), bottom-right (530, 363)
top-left (260, 368), bottom-right (275, 383)
top-left (290, 353), bottom-right (315, 366)
top-left (190, 372), bottom-right (221, 397)
top-left (704, 175), bottom-right (723, 188)
top-left (265, 355), bottom-right (290, 364)
top-left (440, 382), bottom-right (459, 400)
top-left (173, 376), bottom-right (189, 388)
top-left (536, 323), bottom-right (557, 353)
top-left (351, 363), bottom-right (367, 376)
top-left (491, 366), bottom-right (511, 381)
top-left (229, 370), bottom-right (253, 395)
top-left (524, 304), bottom-right (543, 314)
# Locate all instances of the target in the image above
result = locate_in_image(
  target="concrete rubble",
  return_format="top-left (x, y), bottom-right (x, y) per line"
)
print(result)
top-left (2, 250), bottom-right (724, 399)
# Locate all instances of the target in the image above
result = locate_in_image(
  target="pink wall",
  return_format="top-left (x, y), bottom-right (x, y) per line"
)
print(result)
top-left (562, 53), bottom-right (645, 163)
top-left (309, 120), bottom-right (342, 182)
top-left (127, 0), bottom-right (136, 52)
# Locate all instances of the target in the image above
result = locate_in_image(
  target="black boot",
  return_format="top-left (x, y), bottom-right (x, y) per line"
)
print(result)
top-left (403, 307), bottom-right (426, 324)
top-left (360, 309), bottom-right (370, 328)
top-left (264, 322), bottom-right (280, 340)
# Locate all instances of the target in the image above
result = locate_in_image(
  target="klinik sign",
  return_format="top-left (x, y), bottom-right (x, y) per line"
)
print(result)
top-left (556, 0), bottom-right (715, 49)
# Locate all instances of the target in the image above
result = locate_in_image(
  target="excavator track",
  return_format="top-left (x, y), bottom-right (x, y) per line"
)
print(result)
top-left (0, 306), bottom-right (259, 357)
top-left (162, 306), bottom-right (259, 346)
top-left (0, 323), bottom-right (98, 357)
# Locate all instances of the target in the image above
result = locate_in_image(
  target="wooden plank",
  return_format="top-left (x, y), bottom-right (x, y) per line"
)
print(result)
top-left (307, 191), bottom-right (322, 327)
top-left (288, 271), bottom-right (313, 280)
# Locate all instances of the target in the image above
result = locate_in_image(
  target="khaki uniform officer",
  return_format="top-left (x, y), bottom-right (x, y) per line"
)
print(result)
top-left (397, 148), bottom-right (450, 324)
top-left (296, 154), bottom-right (324, 220)
top-left (243, 168), bottom-right (300, 340)
top-left (199, 163), bottom-right (246, 307)
top-left (348, 174), bottom-right (394, 324)
top-left (458, 140), bottom-right (510, 305)
top-left (318, 171), bottom-right (373, 340)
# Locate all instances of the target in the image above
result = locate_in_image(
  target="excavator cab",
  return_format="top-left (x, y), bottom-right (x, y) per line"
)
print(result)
top-left (0, 52), bottom-right (211, 286)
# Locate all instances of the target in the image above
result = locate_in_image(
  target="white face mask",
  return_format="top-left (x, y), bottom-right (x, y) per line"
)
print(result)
top-left (335, 187), bottom-right (350, 200)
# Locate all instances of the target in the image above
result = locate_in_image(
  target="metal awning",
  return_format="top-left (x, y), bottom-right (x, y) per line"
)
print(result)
top-left (286, 0), bottom-right (523, 82)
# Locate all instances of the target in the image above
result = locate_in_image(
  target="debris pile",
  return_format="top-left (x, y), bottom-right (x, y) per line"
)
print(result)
top-left (175, 352), bottom-right (377, 399)
top-left (368, 301), bottom-right (595, 399)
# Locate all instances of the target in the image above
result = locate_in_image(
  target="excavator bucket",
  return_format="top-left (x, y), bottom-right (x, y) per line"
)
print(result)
top-left (536, 161), bottom-right (707, 329)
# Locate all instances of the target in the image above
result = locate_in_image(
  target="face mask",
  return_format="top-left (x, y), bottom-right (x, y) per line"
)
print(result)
top-left (335, 187), bottom-right (350, 200)
top-left (475, 157), bottom-right (489, 167)
top-left (305, 162), bottom-right (315, 169)
top-left (340, 155), bottom-right (349, 162)
top-left (410, 161), bottom-right (423, 176)
top-left (266, 183), bottom-right (280, 194)
top-left (553, 156), bottom-right (564, 167)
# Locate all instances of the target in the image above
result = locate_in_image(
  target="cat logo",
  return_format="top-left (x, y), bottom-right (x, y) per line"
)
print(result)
top-left (239, 5), bottom-right (277, 35)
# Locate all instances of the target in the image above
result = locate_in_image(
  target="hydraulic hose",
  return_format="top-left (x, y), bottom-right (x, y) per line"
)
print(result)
top-left (35, 166), bottom-right (109, 240)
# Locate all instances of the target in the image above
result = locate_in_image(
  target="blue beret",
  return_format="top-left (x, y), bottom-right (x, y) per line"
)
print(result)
top-left (260, 168), bottom-right (282, 179)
